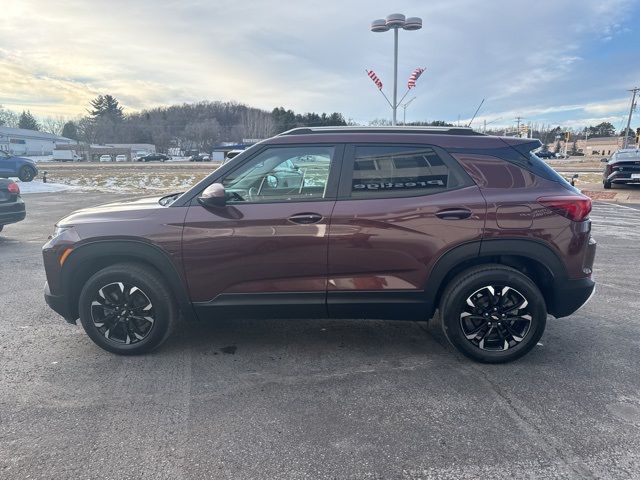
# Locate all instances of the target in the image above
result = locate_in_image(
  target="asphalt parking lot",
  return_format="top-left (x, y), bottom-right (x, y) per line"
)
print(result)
top-left (1, 191), bottom-right (639, 479)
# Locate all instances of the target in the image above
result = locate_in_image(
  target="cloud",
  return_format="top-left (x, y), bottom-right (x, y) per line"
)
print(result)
top-left (0, 0), bottom-right (637, 129)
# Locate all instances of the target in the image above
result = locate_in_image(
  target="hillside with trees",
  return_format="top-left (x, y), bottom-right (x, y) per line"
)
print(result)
top-left (54, 96), bottom-right (347, 152)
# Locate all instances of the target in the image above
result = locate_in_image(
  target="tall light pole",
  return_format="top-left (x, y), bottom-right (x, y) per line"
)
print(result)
top-left (371, 14), bottom-right (422, 126)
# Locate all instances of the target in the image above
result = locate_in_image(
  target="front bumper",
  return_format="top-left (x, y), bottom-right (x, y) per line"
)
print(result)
top-left (0, 199), bottom-right (26, 225)
top-left (44, 281), bottom-right (76, 324)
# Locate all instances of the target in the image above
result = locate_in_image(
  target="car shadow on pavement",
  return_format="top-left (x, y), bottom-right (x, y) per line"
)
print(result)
top-left (163, 317), bottom-right (453, 359)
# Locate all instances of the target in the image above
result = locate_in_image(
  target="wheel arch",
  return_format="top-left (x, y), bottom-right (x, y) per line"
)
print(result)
top-left (425, 239), bottom-right (567, 318)
top-left (60, 240), bottom-right (193, 322)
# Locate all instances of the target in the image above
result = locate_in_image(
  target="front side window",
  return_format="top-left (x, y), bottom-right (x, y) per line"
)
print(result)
top-left (349, 145), bottom-right (469, 198)
top-left (222, 146), bottom-right (334, 203)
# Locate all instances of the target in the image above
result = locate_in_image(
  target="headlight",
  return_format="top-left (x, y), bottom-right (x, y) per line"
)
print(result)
top-left (51, 225), bottom-right (72, 238)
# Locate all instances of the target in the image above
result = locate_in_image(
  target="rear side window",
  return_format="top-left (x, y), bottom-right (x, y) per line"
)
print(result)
top-left (348, 145), bottom-right (471, 198)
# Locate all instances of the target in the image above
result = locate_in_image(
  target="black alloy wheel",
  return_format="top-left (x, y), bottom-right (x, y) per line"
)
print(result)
top-left (460, 285), bottom-right (532, 351)
top-left (90, 282), bottom-right (155, 345)
top-left (78, 263), bottom-right (177, 354)
top-left (18, 165), bottom-right (36, 182)
top-left (440, 265), bottom-right (547, 363)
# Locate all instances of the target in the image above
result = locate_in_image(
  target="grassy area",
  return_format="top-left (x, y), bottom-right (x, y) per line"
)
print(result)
top-left (40, 162), bottom-right (215, 193)
top-left (35, 157), bottom-right (606, 194)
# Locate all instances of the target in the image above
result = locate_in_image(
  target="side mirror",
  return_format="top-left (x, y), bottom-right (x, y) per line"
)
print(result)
top-left (266, 174), bottom-right (278, 189)
top-left (601, 158), bottom-right (608, 163)
top-left (198, 183), bottom-right (226, 207)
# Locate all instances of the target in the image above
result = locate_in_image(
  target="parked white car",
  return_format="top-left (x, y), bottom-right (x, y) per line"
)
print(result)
top-left (115, 154), bottom-right (127, 162)
top-left (99, 155), bottom-right (113, 162)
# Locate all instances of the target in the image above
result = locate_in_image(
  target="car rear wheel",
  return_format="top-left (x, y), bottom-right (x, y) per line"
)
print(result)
top-left (78, 263), bottom-right (177, 355)
top-left (440, 265), bottom-right (546, 363)
top-left (18, 165), bottom-right (36, 182)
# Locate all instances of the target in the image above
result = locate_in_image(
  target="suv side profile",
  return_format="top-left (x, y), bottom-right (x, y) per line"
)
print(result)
top-left (43, 127), bottom-right (596, 363)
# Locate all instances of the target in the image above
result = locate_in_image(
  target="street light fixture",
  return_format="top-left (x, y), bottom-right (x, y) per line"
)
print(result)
top-left (370, 13), bottom-right (422, 125)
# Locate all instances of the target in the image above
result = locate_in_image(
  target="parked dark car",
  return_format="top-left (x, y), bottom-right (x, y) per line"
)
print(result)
top-left (43, 127), bottom-right (596, 363)
top-left (602, 148), bottom-right (640, 189)
top-left (0, 150), bottom-right (38, 182)
top-left (0, 179), bottom-right (26, 232)
top-left (138, 153), bottom-right (170, 162)
top-left (189, 154), bottom-right (210, 162)
top-left (535, 149), bottom-right (554, 159)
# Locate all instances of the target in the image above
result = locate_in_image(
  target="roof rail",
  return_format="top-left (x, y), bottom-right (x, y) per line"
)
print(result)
top-left (278, 126), bottom-right (485, 136)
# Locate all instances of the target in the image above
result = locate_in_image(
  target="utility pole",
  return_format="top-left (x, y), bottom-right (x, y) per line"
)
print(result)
top-left (623, 87), bottom-right (639, 149)
top-left (515, 116), bottom-right (523, 137)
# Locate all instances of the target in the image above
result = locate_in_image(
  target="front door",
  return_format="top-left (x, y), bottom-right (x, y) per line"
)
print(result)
top-left (327, 143), bottom-right (486, 319)
top-left (182, 144), bottom-right (342, 319)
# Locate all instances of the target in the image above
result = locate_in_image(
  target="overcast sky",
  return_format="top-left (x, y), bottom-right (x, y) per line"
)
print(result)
top-left (1, 0), bottom-right (639, 129)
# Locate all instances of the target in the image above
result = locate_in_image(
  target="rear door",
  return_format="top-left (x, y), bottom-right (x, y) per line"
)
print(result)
top-left (327, 143), bottom-right (486, 318)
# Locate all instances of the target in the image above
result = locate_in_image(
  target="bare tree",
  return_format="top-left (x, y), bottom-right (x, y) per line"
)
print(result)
top-left (0, 106), bottom-right (19, 128)
top-left (41, 116), bottom-right (67, 136)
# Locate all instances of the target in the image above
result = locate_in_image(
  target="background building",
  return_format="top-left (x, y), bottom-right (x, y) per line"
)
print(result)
top-left (55, 143), bottom-right (157, 161)
top-left (574, 137), bottom-right (627, 156)
top-left (0, 126), bottom-right (74, 155)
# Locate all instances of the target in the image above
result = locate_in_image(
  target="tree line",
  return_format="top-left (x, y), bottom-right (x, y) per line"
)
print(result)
top-left (2, 96), bottom-right (348, 153)
top-left (2, 97), bottom-right (635, 153)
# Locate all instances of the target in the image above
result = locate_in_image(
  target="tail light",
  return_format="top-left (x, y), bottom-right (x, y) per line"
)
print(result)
top-left (538, 194), bottom-right (592, 221)
top-left (7, 182), bottom-right (20, 195)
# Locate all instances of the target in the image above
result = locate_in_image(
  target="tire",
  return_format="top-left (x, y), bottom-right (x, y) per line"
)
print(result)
top-left (0, 225), bottom-right (3, 232)
top-left (18, 165), bottom-right (36, 182)
top-left (439, 265), bottom-right (546, 363)
top-left (603, 181), bottom-right (612, 189)
top-left (78, 263), bottom-right (177, 355)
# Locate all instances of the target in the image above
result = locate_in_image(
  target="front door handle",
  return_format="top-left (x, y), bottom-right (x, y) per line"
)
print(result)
top-left (288, 212), bottom-right (323, 224)
top-left (435, 208), bottom-right (472, 220)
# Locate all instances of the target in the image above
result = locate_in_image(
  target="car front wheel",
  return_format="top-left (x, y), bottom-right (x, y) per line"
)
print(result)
top-left (18, 165), bottom-right (36, 182)
top-left (78, 263), bottom-right (177, 355)
top-left (440, 265), bottom-right (546, 363)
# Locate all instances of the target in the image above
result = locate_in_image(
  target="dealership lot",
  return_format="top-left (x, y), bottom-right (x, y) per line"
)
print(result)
top-left (1, 191), bottom-right (639, 479)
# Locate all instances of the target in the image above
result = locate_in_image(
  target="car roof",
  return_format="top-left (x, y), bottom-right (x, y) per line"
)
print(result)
top-left (264, 128), bottom-right (536, 150)
top-left (279, 126), bottom-right (483, 136)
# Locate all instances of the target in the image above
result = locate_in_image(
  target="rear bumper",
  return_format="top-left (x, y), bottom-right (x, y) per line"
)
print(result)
top-left (0, 199), bottom-right (26, 225)
top-left (548, 277), bottom-right (595, 318)
top-left (44, 281), bottom-right (76, 324)
top-left (606, 171), bottom-right (640, 184)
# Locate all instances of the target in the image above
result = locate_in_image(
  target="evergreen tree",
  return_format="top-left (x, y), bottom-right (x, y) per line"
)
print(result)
top-left (89, 94), bottom-right (124, 121)
top-left (18, 110), bottom-right (40, 131)
top-left (62, 121), bottom-right (79, 140)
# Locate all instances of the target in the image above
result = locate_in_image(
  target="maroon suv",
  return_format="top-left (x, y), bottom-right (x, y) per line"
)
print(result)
top-left (43, 127), bottom-right (596, 362)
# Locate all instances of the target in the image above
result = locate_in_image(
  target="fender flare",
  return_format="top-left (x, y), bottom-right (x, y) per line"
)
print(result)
top-left (61, 239), bottom-right (194, 320)
top-left (424, 238), bottom-right (567, 314)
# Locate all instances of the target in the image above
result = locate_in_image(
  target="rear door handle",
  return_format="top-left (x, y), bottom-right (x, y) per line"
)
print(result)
top-left (288, 212), bottom-right (323, 224)
top-left (435, 208), bottom-right (472, 220)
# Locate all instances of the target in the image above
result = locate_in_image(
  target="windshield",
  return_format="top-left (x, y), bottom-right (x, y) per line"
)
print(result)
top-left (615, 151), bottom-right (640, 161)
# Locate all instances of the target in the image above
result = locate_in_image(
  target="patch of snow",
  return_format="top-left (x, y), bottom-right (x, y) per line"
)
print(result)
top-left (15, 180), bottom-right (80, 193)
top-left (24, 155), bottom-right (55, 163)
